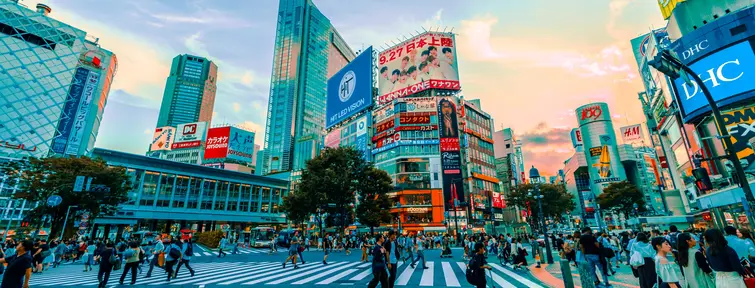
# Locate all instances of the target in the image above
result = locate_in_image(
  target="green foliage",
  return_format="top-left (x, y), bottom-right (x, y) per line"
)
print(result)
top-left (1, 156), bottom-right (131, 238)
top-left (507, 183), bottom-right (576, 225)
top-left (281, 192), bottom-right (311, 225)
top-left (597, 181), bottom-right (646, 216)
top-left (195, 230), bottom-right (226, 248)
top-left (355, 168), bottom-right (393, 231)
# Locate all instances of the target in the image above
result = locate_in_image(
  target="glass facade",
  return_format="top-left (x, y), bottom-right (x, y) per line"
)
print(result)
top-left (93, 148), bottom-right (289, 224)
top-left (0, 2), bottom-right (115, 159)
top-left (263, 0), bottom-right (355, 174)
top-left (156, 55), bottom-right (217, 128)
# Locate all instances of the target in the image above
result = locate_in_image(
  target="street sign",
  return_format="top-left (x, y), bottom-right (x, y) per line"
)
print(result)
top-left (79, 221), bottom-right (88, 229)
top-left (47, 195), bottom-right (62, 207)
top-left (73, 176), bottom-right (86, 192)
top-left (85, 177), bottom-right (93, 191)
top-left (90, 184), bottom-right (111, 193)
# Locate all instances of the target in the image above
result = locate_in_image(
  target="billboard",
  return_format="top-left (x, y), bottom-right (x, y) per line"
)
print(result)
top-left (620, 124), bottom-right (644, 143)
top-left (355, 115), bottom-right (369, 161)
top-left (570, 128), bottom-right (583, 148)
top-left (437, 96), bottom-right (464, 210)
top-left (400, 97), bottom-right (437, 112)
top-left (373, 104), bottom-right (395, 124)
top-left (64, 69), bottom-right (100, 155)
top-left (150, 127), bottom-right (176, 152)
top-left (576, 102), bottom-right (611, 126)
top-left (324, 127), bottom-right (341, 148)
top-left (377, 32), bottom-right (460, 105)
top-left (399, 113), bottom-right (431, 124)
top-left (204, 127), bottom-right (230, 159)
top-left (51, 67), bottom-right (90, 154)
top-left (227, 127), bottom-right (255, 162)
top-left (577, 103), bottom-right (626, 194)
top-left (672, 40), bottom-right (755, 123)
top-left (722, 105), bottom-right (755, 165)
top-left (629, 28), bottom-right (668, 71)
top-left (326, 46), bottom-right (373, 129)
top-left (658, 0), bottom-right (684, 20)
top-left (172, 122), bottom-right (207, 149)
top-left (492, 192), bottom-right (505, 209)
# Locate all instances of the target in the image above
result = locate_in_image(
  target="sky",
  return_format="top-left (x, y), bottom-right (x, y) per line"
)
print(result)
top-left (24, 0), bottom-right (667, 176)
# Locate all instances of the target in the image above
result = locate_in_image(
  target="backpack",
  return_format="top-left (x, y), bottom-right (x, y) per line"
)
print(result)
top-left (168, 246), bottom-right (181, 259)
top-left (138, 248), bottom-right (146, 262)
top-left (465, 256), bottom-right (480, 285)
top-left (185, 243), bottom-right (193, 256)
top-left (668, 233), bottom-right (679, 250)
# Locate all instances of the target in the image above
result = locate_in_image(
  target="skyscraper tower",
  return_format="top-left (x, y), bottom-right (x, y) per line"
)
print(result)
top-left (156, 54), bottom-right (218, 128)
top-left (262, 0), bottom-right (355, 174)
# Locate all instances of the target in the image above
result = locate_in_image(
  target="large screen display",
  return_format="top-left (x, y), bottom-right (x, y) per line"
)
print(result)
top-left (326, 46), bottom-right (373, 129)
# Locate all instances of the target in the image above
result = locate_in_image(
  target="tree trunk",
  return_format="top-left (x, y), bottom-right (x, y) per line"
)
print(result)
top-left (370, 226), bottom-right (374, 235)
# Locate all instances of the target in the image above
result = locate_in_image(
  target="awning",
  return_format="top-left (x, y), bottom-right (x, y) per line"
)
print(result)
top-left (423, 227), bottom-right (447, 232)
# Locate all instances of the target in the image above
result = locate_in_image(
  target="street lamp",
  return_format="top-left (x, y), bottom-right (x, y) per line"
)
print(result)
top-left (648, 48), bottom-right (755, 218)
top-left (529, 165), bottom-right (553, 264)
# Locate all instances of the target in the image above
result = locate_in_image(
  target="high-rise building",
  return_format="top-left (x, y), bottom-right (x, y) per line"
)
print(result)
top-left (262, 0), bottom-right (355, 174)
top-left (1, 1), bottom-right (116, 159)
top-left (493, 128), bottom-right (528, 234)
top-left (156, 54), bottom-right (218, 128)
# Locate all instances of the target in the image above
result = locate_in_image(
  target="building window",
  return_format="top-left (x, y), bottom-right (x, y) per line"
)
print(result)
top-left (187, 177), bottom-right (202, 209)
top-left (251, 185), bottom-right (261, 213)
top-left (239, 184), bottom-right (251, 212)
top-left (228, 183), bottom-right (241, 212)
top-left (172, 175), bottom-right (190, 208)
top-left (156, 173), bottom-right (175, 207)
top-left (201, 180), bottom-right (216, 210)
top-left (215, 181), bottom-right (229, 210)
top-left (140, 171), bottom-right (160, 207)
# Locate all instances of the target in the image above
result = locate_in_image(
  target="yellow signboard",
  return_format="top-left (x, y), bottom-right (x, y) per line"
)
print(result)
top-left (658, 0), bottom-right (685, 20)
top-left (722, 106), bottom-right (755, 162)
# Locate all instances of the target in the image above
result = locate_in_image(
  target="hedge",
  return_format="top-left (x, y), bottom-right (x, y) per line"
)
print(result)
top-left (195, 230), bottom-right (225, 248)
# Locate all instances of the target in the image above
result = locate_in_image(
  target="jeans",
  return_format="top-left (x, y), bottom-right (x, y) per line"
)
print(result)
top-left (411, 250), bottom-right (426, 268)
top-left (405, 249), bottom-right (414, 262)
top-left (585, 254), bottom-right (610, 285)
top-left (367, 268), bottom-right (389, 288)
top-left (97, 269), bottom-right (111, 288)
top-left (218, 248), bottom-right (226, 257)
top-left (298, 250), bottom-right (305, 263)
top-left (388, 262), bottom-right (398, 288)
top-left (165, 260), bottom-right (177, 281)
top-left (232, 245), bottom-right (239, 254)
top-left (175, 259), bottom-right (195, 277)
top-left (119, 262), bottom-right (139, 284)
top-left (145, 255), bottom-right (162, 276)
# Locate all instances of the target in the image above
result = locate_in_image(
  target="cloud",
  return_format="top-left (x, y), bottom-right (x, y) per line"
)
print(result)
top-left (238, 121), bottom-right (264, 146)
top-left (143, 129), bottom-right (152, 135)
top-left (518, 123), bottom-right (575, 175)
top-left (232, 102), bottom-right (241, 113)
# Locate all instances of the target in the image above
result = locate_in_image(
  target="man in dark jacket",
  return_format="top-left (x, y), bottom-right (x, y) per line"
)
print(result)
top-left (95, 242), bottom-right (116, 288)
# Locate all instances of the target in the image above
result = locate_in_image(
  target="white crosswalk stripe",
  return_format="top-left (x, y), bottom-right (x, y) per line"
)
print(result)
top-left (27, 260), bottom-right (545, 287)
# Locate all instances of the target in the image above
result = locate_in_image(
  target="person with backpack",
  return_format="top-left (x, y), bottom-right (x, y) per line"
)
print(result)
top-left (164, 239), bottom-right (182, 282)
top-left (94, 242), bottom-right (115, 288)
top-left (119, 242), bottom-right (141, 285)
top-left (367, 234), bottom-right (389, 288)
top-left (144, 236), bottom-right (165, 278)
top-left (466, 242), bottom-right (492, 288)
top-left (174, 238), bottom-right (195, 278)
top-left (667, 225), bottom-right (681, 252)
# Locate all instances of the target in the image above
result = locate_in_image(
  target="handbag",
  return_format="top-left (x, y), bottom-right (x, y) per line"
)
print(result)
top-left (745, 277), bottom-right (755, 288)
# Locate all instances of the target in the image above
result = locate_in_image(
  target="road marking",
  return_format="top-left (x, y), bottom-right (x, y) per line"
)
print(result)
top-left (442, 262), bottom-right (460, 287)
top-left (291, 262), bottom-right (361, 284)
top-left (316, 268), bottom-right (358, 285)
top-left (419, 261), bottom-right (434, 286)
top-left (395, 261), bottom-right (416, 285)
top-left (490, 263), bottom-right (545, 288)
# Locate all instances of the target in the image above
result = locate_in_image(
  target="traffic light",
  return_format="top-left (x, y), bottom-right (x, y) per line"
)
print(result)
top-left (21, 221), bottom-right (29, 227)
top-left (647, 52), bottom-right (681, 79)
top-left (692, 167), bottom-right (713, 192)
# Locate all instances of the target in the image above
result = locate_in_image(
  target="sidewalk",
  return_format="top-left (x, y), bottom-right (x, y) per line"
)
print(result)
top-left (526, 254), bottom-right (640, 288)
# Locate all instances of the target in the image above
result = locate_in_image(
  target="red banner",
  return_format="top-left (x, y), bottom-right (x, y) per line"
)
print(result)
top-left (204, 127), bottom-right (230, 159)
top-left (440, 138), bottom-right (460, 152)
top-left (171, 140), bottom-right (201, 149)
top-left (376, 120), bottom-right (395, 133)
top-left (372, 125), bottom-right (438, 142)
top-left (400, 115), bottom-right (431, 124)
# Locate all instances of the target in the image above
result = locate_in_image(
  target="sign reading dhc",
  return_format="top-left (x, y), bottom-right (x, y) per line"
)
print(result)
top-left (325, 46), bottom-right (374, 129)
top-left (674, 40), bottom-right (755, 122)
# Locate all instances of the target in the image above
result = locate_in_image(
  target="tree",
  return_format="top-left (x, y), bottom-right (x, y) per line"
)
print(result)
top-left (281, 192), bottom-right (310, 226)
top-left (507, 183), bottom-right (576, 229)
top-left (1, 156), bottom-right (131, 238)
top-left (597, 181), bottom-right (646, 217)
top-left (355, 168), bottom-right (393, 234)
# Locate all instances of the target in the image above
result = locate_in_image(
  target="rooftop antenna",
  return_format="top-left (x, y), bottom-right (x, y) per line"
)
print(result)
top-left (443, 26), bottom-right (448, 33)
top-left (421, 26), bottom-right (427, 32)
top-left (449, 27), bottom-right (455, 33)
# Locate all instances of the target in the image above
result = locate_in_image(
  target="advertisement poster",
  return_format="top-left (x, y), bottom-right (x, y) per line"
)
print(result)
top-left (722, 105), bottom-right (755, 165)
top-left (51, 67), bottom-right (89, 154)
top-left (324, 127), bottom-right (342, 148)
top-left (492, 192), bottom-right (504, 208)
top-left (326, 46), bottom-right (373, 129)
top-left (150, 126), bottom-right (175, 152)
top-left (400, 97), bottom-right (437, 113)
top-left (172, 122), bottom-right (207, 149)
top-left (570, 128), bottom-right (583, 148)
top-left (437, 96), bottom-right (463, 210)
top-left (355, 115), bottom-right (369, 161)
top-left (377, 32), bottom-right (460, 105)
top-left (65, 70), bottom-right (100, 156)
top-left (227, 127), bottom-right (255, 162)
top-left (592, 135), bottom-right (622, 184)
top-left (204, 127), bottom-right (230, 159)
top-left (373, 104), bottom-right (394, 123)
top-left (399, 114), bottom-right (431, 124)
top-left (620, 124), bottom-right (644, 143)
top-left (673, 40), bottom-right (755, 122)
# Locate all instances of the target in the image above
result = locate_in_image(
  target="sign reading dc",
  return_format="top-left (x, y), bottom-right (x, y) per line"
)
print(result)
top-left (673, 40), bottom-right (755, 123)
top-left (326, 46), bottom-right (373, 129)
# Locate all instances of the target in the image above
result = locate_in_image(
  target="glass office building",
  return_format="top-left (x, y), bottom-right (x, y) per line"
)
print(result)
top-left (156, 54), bottom-right (218, 128)
top-left (0, 2), bottom-right (113, 159)
top-left (262, 0), bottom-right (355, 174)
top-left (92, 148), bottom-right (289, 237)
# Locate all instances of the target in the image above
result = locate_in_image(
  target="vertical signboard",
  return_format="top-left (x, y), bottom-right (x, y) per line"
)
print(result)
top-left (355, 115), bottom-right (369, 161)
top-left (227, 127), bottom-right (255, 162)
top-left (438, 96), bottom-right (463, 210)
top-left (172, 122), bottom-right (208, 149)
top-left (570, 128), bottom-right (583, 148)
top-left (722, 105), bottom-right (755, 165)
top-left (65, 70), bottom-right (100, 155)
top-left (150, 127), bottom-right (176, 152)
top-left (576, 102), bottom-right (626, 195)
top-left (377, 32), bottom-right (461, 105)
top-left (51, 67), bottom-right (90, 154)
top-left (326, 46), bottom-right (373, 129)
top-left (204, 127), bottom-right (230, 159)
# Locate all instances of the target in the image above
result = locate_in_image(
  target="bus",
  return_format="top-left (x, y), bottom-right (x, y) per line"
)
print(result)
top-left (251, 227), bottom-right (275, 248)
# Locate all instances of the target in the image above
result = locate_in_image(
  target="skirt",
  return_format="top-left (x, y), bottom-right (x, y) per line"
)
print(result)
top-left (715, 271), bottom-right (746, 288)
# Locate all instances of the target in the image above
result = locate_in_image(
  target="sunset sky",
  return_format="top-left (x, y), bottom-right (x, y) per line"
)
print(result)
top-left (25, 0), bottom-right (667, 176)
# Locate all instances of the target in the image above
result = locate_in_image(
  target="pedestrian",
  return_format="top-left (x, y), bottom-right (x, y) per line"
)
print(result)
top-left (231, 238), bottom-right (240, 255)
top-left (580, 227), bottom-right (610, 287)
top-left (145, 236), bottom-right (165, 278)
top-left (468, 242), bottom-right (493, 288)
top-left (322, 235), bottom-right (331, 265)
top-left (676, 233), bottom-right (714, 288)
top-left (367, 234), bottom-right (389, 288)
top-left (119, 242), bottom-right (141, 285)
top-left (283, 235), bottom-right (299, 269)
top-left (296, 235), bottom-right (306, 264)
top-left (84, 240), bottom-right (95, 272)
top-left (0, 240), bottom-right (33, 288)
top-left (410, 235), bottom-right (428, 269)
top-left (631, 232), bottom-right (657, 288)
top-left (361, 236), bottom-right (371, 262)
top-left (574, 231), bottom-right (595, 288)
top-left (704, 228), bottom-right (747, 288)
top-left (164, 239), bottom-right (182, 282)
top-left (217, 235), bottom-right (228, 258)
top-left (53, 240), bottom-right (65, 268)
top-left (404, 235), bottom-right (415, 262)
top-left (385, 231), bottom-right (400, 288)
top-left (652, 237), bottom-right (683, 288)
top-left (174, 238), bottom-right (195, 278)
top-left (94, 242), bottom-right (115, 288)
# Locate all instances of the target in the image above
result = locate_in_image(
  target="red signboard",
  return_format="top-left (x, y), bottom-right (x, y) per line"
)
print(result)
top-left (399, 115), bottom-right (431, 124)
top-left (492, 192), bottom-right (503, 208)
top-left (372, 125), bottom-right (437, 142)
top-left (440, 138), bottom-right (460, 152)
top-left (204, 127), bottom-right (230, 159)
top-left (171, 140), bottom-right (201, 149)
top-left (376, 120), bottom-right (395, 134)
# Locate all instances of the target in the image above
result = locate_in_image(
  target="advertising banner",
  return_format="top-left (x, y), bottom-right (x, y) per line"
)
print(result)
top-left (722, 105), bottom-right (755, 165)
top-left (172, 122), bottom-right (207, 149)
top-left (629, 28), bottom-right (668, 70)
top-left (400, 97), bottom-right (437, 113)
top-left (377, 32), bottom-right (460, 105)
top-left (620, 124), bottom-right (644, 143)
top-left (373, 104), bottom-right (395, 124)
top-left (372, 125), bottom-right (437, 142)
top-left (355, 115), bottom-right (369, 161)
top-left (376, 120), bottom-right (395, 134)
top-left (399, 114), bottom-right (431, 124)
top-left (437, 96), bottom-right (464, 210)
top-left (326, 46), bottom-right (373, 129)
top-left (658, 0), bottom-right (684, 20)
top-left (324, 127), bottom-right (342, 148)
top-left (52, 67), bottom-right (90, 154)
top-left (204, 127), bottom-right (230, 159)
top-left (570, 128), bottom-right (583, 148)
top-left (591, 136), bottom-right (622, 184)
top-left (492, 192), bottom-right (503, 208)
top-left (576, 102), bottom-right (611, 126)
top-left (65, 70), bottom-right (100, 155)
top-left (673, 40), bottom-right (755, 123)
top-left (578, 102), bottom-right (626, 194)
top-left (150, 127), bottom-right (176, 152)
top-left (371, 139), bottom-right (439, 154)
top-left (227, 127), bottom-right (255, 162)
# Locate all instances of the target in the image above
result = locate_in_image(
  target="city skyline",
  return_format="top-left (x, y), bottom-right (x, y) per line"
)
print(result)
top-left (27, 0), bottom-right (666, 175)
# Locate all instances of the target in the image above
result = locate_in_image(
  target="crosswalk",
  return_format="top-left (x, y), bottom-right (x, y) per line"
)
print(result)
top-left (29, 260), bottom-right (546, 287)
